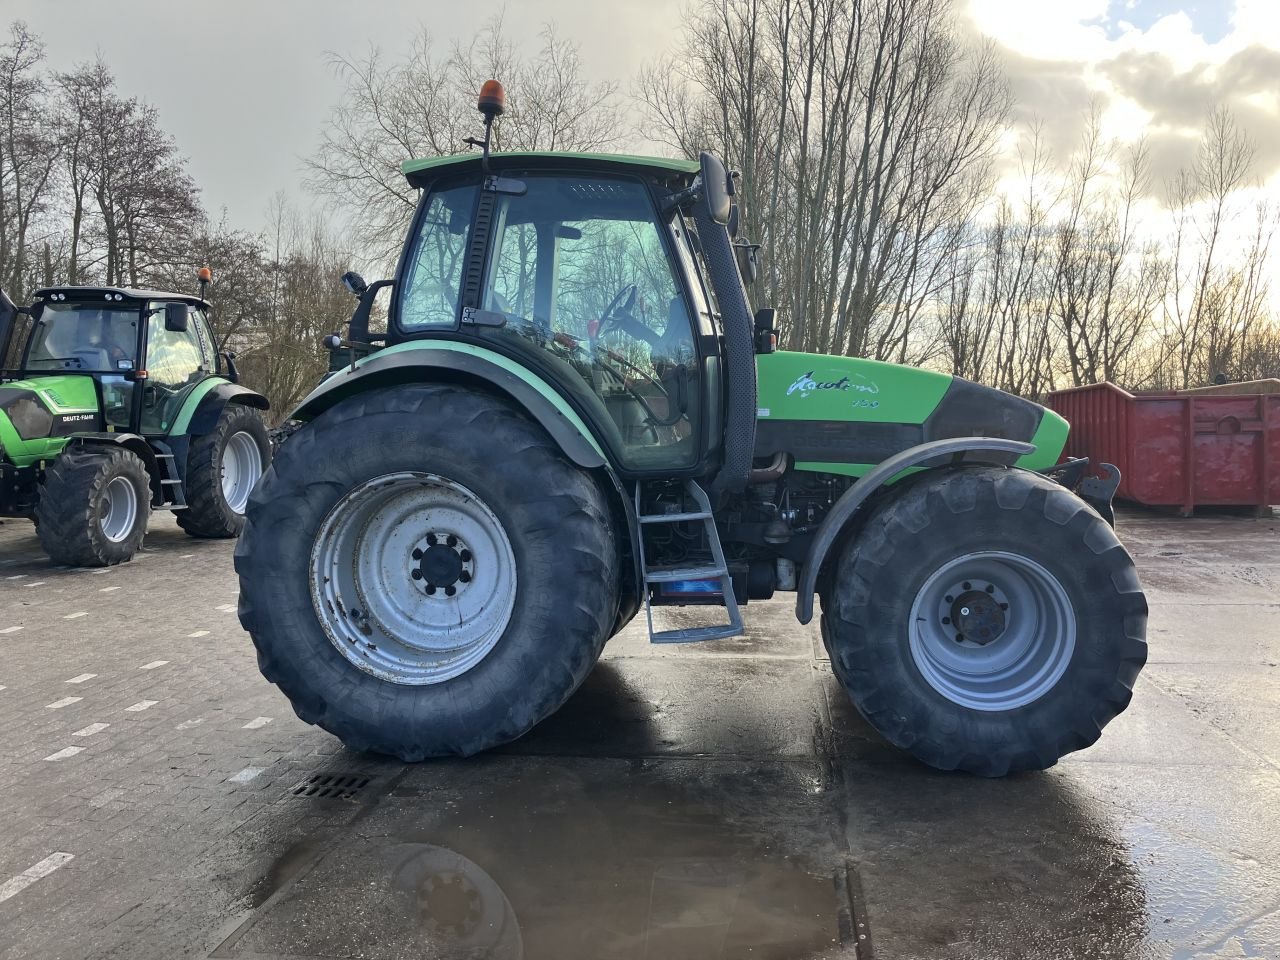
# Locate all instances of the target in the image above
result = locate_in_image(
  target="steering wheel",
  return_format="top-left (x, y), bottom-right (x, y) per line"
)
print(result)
top-left (596, 284), bottom-right (661, 347)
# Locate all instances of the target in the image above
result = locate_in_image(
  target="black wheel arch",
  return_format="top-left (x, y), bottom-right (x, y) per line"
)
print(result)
top-left (186, 383), bottom-right (269, 437)
top-left (795, 437), bottom-right (1036, 624)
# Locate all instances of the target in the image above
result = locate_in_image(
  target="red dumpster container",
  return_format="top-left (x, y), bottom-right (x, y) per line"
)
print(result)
top-left (1048, 382), bottom-right (1279, 515)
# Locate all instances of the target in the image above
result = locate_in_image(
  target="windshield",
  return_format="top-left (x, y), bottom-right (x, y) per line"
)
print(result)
top-left (24, 302), bottom-right (140, 372)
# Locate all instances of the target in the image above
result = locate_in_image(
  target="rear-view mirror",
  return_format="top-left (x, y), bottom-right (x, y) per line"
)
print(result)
top-left (164, 303), bottom-right (189, 332)
top-left (699, 152), bottom-right (732, 225)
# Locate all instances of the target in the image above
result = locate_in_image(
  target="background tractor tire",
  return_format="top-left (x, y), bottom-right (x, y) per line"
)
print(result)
top-left (234, 384), bottom-right (619, 760)
top-left (35, 447), bottom-right (150, 566)
top-left (821, 465), bottom-right (1147, 777)
top-left (177, 405), bottom-right (270, 538)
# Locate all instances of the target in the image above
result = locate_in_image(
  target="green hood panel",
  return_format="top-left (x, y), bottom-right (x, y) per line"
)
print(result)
top-left (0, 375), bottom-right (100, 467)
top-left (755, 351), bottom-right (953, 423)
top-left (755, 351), bottom-right (1067, 476)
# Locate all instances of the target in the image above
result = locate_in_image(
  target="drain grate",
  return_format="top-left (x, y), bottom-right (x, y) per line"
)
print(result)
top-left (289, 773), bottom-right (372, 800)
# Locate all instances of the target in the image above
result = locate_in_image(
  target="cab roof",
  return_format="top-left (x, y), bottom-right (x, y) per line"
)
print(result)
top-left (34, 286), bottom-right (209, 309)
top-left (401, 151), bottom-right (700, 188)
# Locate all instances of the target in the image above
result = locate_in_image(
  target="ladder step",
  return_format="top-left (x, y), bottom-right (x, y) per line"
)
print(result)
top-left (639, 511), bottom-right (713, 524)
top-left (651, 624), bottom-right (743, 644)
top-left (153, 452), bottom-right (175, 459)
top-left (160, 478), bottom-right (181, 485)
top-left (644, 565), bottom-right (726, 583)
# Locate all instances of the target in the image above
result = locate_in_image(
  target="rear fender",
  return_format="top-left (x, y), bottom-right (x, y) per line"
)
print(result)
top-left (173, 380), bottom-right (269, 437)
top-left (795, 437), bottom-right (1035, 624)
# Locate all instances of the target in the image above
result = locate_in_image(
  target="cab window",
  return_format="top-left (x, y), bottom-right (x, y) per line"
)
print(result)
top-left (480, 175), bottom-right (700, 470)
top-left (140, 302), bottom-right (206, 433)
top-left (399, 183), bottom-right (479, 330)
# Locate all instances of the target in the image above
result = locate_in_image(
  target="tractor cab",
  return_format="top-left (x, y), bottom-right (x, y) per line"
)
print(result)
top-left (2, 286), bottom-right (221, 436)
top-left (0, 274), bottom-right (270, 567)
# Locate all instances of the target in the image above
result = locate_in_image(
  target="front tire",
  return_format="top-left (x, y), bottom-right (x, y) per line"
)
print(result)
top-left (177, 405), bottom-right (270, 538)
top-left (35, 447), bottom-right (150, 566)
top-left (822, 466), bottom-right (1147, 777)
top-left (234, 384), bottom-right (619, 760)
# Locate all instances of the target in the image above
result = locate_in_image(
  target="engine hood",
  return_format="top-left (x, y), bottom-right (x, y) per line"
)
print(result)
top-left (0, 376), bottom-right (101, 466)
top-left (753, 351), bottom-right (1067, 474)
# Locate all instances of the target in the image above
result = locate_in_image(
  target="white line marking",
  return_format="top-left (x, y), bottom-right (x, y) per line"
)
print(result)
top-left (0, 853), bottom-right (74, 904)
top-left (63, 612), bottom-right (88, 620)
top-left (124, 700), bottom-right (157, 712)
top-left (187, 630), bottom-right (210, 638)
top-left (175, 717), bottom-right (204, 730)
top-left (215, 603), bottom-right (237, 612)
top-left (180, 554), bottom-right (194, 559)
top-left (4, 574), bottom-right (27, 580)
top-left (65, 674), bottom-right (97, 684)
top-left (72, 723), bottom-right (109, 737)
top-left (91, 569), bottom-right (110, 575)
top-left (44, 746), bottom-right (84, 761)
top-left (46, 696), bottom-right (82, 709)
top-left (0, 626), bottom-right (21, 634)
top-left (88, 788), bottom-right (124, 808)
top-left (0, 685), bottom-right (6, 691)
top-left (23, 581), bottom-right (46, 587)
top-left (139, 660), bottom-right (169, 670)
top-left (242, 717), bottom-right (273, 729)
top-left (229, 767), bottom-right (265, 783)
top-left (99, 586), bottom-right (121, 592)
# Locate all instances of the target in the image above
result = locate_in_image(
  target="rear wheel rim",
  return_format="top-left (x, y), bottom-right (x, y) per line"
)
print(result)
top-left (310, 472), bottom-right (517, 685)
top-left (221, 431), bottom-right (263, 514)
top-left (908, 551), bottom-right (1076, 711)
top-left (99, 475), bottom-right (138, 543)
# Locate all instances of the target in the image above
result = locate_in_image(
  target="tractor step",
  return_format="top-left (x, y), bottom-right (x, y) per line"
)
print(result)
top-left (650, 624), bottom-right (743, 644)
top-left (149, 441), bottom-right (188, 510)
top-left (644, 564), bottom-right (724, 583)
top-left (635, 480), bottom-right (743, 645)
top-left (638, 511), bottom-right (712, 524)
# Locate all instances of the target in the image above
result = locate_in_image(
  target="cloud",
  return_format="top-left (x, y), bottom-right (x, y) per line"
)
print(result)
top-left (1100, 45), bottom-right (1280, 127)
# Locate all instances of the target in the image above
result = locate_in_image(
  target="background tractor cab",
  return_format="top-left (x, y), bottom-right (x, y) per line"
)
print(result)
top-left (0, 273), bottom-right (270, 566)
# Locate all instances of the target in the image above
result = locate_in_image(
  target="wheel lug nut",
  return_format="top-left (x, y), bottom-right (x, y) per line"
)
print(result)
top-left (411, 569), bottom-right (422, 580)
top-left (1000, 602), bottom-right (1009, 611)
top-left (412, 548), bottom-right (423, 560)
top-left (955, 633), bottom-right (965, 643)
top-left (962, 581), bottom-right (971, 590)
top-left (459, 571), bottom-right (471, 583)
top-left (985, 584), bottom-right (995, 593)
top-left (446, 534), bottom-right (458, 547)
top-left (426, 585), bottom-right (436, 595)
top-left (444, 585), bottom-right (456, 597)
top-left (460, 549), bottom-right (472, 562)
top-left (426, 533), bottom-right (437, 545)
top-left (942, 616), bottom-right (950, 625)
top-left (945, 595), bottom-right (954, 603)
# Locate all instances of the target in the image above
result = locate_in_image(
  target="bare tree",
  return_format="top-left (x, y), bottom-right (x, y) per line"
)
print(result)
top-left (308, 17), bottom-right (621, 264)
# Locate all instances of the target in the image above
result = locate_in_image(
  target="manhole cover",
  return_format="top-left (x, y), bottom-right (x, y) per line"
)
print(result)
top-left (289, 773), bottom-right (372, 800)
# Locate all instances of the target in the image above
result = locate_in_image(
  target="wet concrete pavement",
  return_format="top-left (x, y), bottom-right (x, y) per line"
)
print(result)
top-left (0, 508), bottom-right (1277, 959)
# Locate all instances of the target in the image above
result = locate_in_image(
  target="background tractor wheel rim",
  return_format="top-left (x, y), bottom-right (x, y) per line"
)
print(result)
top-left (100, 475), bottom-right (138, 543)
top-left (310, 472), bottom-right (517, 685)
top-left (908, 551), bottom-right (1076, 712)
top-left (221, 431), bottom-right (262, 514)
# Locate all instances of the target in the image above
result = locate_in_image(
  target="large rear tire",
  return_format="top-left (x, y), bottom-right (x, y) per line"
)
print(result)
top-left (35, 447), bottom-right (150, 567)
top-left (177, 405), bottom-right (270, 538)
top-left (234, 384), bottom-right (619, 759)
top-left (822, 466), bottom-right (1147, 777)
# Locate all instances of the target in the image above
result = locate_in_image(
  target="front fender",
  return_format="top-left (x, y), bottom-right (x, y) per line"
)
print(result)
top-left (795, 437), bottom-right (1035, 624)
top-left (181, 381), bottom-right (270, 437)
top-left (291, 342), bottom-right (607, 470)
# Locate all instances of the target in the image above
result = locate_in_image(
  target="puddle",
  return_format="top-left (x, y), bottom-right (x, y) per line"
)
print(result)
top-left (223, 757), bottom-right (847, 960)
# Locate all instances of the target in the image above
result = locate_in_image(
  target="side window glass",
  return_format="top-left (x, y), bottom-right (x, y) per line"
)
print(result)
top-left (399, 183), bottom-right (479, 330)
top-left (146, 307), bottom-right (203, 388)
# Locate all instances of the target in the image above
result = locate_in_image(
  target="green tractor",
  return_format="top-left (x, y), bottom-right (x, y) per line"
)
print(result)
top-left (0, 276), bottom-right (271, 566)
top-left (237, 83), bottom-right (1147, 776)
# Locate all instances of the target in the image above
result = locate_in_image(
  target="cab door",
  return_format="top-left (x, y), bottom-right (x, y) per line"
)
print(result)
top-left (139, 302), bottom-right (210, 435)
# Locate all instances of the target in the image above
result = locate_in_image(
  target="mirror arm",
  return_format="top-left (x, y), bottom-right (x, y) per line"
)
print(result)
top-left (348, 279), bottom-right (394, 343)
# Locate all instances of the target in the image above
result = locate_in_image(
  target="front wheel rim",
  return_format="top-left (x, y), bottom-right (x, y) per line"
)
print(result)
top-left (99, 475), bottom-right (139, 542)
top-left (908, 551), bottom-right (1076, 711)
top-left (221, 431), bottom-right (263, 514)
top-left (310, 472), bottom-right (517, 685)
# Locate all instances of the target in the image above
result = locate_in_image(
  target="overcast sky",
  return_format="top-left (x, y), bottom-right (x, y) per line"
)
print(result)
top-left (7, 0), bottom-right (1279, 231)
